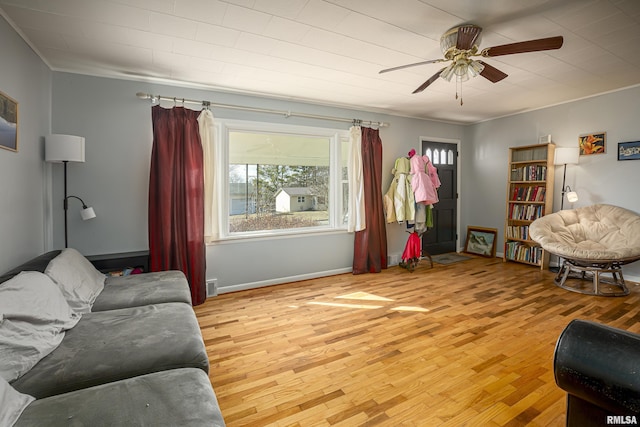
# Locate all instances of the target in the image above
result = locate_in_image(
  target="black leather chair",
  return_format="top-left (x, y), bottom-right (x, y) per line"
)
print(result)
top-left (554, 319), bottom-right (640, 426)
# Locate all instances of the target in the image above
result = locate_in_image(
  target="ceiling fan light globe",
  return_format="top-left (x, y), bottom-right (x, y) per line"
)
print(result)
top-left (469, 60), bottom-right (485, 77)
top-left (453, 62), bottom-right (468, 77)
top-left (440, 63), bottom-right (455, 81)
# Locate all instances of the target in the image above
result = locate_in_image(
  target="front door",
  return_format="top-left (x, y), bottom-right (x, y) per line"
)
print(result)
top-left (421, 140), bottom-right (458, 255)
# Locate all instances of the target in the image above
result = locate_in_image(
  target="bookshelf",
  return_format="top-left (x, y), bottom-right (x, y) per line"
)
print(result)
top-left (504, 143), bottom-right (555, 269)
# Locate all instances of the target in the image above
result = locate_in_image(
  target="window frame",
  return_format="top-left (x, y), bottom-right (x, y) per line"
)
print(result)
top-left (215, 119), bottom-right (349, 241)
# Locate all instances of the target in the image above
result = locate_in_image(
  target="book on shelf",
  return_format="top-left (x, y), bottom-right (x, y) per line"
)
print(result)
top-left (505, 241), bottom-right (542, 263)
top-left (508, 204), bottom-right (543, 221)
top-left (510, 165), bottom-right (547, 181)
top-left (506, 225), bottom-right (529, 240)
top-left (511, 146), bottom-right (548, 162)
top-left (511, 186), bottom-right (546, 202)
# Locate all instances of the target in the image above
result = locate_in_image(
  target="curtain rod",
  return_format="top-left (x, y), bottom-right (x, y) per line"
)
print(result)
top-left (135, 92), bottom-right (389, 128)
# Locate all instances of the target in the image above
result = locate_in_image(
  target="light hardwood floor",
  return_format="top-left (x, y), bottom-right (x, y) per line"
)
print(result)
top-left (194, 256), bottom-right (640, 426)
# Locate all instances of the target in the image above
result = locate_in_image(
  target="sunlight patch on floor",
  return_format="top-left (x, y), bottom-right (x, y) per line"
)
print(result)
top-left (336, 291), bottom-right (394, 302)
top-left (391, 306), bottom-right (430, 312)
top-left (305, 291), bottom-right (428, 312)
top-left (308, 301), bottom-right (383, 309)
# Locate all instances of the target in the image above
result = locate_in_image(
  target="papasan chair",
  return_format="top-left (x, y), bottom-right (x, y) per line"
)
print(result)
top-left (529, 204), bottom-right (640, 296)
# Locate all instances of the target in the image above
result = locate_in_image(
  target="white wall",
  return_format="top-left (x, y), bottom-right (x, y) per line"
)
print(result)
top-left (0, 15), bottom-right (51, 273)
top-left (49, 73), bottom-right (463, 292)
top-left (462, 86), bottom-right (640, 281)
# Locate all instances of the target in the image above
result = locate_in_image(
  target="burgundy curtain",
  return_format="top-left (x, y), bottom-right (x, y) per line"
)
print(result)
top-left (149, 105), bottom-right (206, 305)
top-left (353, 127), bottom-right (388, 274)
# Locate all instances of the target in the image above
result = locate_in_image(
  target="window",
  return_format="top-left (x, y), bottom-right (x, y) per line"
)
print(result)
top-left (425, 147), bottom-right (454, 165)
top-left (219, 120), bottom-right (349, 238)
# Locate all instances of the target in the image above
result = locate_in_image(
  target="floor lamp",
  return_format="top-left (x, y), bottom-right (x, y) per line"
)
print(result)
top-left (45, 134), bottom-right (96, 248)
top-left (554, 147), bottom-right (580, 210)
top-left (552, 146), bottom-right (579, 273)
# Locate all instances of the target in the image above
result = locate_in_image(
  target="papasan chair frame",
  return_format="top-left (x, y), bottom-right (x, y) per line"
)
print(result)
top-left (529, 204), bottom-right (640, 297)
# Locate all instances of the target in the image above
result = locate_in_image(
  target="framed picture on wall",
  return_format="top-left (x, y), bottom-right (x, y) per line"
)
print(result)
top-left (618, 141), bottom-right (640, 161)
top-left (463, 226), bottom-right (498, 258)
top-left (0, 90), bottom-right (18, 152)
top-left (578, 132), bottom-right (605, 156)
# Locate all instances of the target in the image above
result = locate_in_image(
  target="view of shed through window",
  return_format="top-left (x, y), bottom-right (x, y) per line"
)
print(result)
top-left (228, 130), bottom-right (335, 234)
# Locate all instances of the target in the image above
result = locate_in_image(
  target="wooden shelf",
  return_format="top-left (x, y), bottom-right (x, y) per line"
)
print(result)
top-left (504, 143), bottom-right (555, 270)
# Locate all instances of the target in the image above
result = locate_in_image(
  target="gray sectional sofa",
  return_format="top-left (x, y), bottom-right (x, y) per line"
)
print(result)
top-left (0, 249), bottom-right (225, 426)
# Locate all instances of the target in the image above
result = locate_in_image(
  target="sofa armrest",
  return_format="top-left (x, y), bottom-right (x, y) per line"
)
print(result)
top-left (0, 251), bottom-right (62, 284)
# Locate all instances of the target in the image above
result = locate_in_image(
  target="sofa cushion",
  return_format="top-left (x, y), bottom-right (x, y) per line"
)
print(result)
top-left (45, 248), bottom-right (106, 314)
top-left (10, 303), bottom-right (209, 399)
top-left (15, 368), bottom-right (224, 427)
top-left (92, 271), bottom-right (192, 311)
top-left (0, 376), bottom-right (34, 427)
top-left (0, 272), bottom-right (81, 382)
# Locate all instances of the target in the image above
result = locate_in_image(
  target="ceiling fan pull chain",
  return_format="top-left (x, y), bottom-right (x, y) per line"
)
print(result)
top-left (455, 77), bottom-right (463, 106)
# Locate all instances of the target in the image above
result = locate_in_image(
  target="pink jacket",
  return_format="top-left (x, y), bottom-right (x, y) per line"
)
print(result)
top-left (410, 155), bottom-right (440, 204)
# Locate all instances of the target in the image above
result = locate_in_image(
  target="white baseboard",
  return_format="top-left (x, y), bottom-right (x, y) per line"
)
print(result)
top-left (216, 267), bottom-right (352, 295)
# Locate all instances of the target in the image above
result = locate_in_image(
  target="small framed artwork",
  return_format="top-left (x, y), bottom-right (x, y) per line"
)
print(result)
top-left (618, 141), bottom-right (640, 161)
top-left (0, 90), bottom-right (18, 152)
top-left (463, 226), bottom-right (498, 258)
top-left (578, 132), bottom-right (605, 156)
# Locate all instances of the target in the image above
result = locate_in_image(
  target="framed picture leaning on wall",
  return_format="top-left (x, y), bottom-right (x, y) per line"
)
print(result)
top-left (464, 226), bottom-right (498, 258)
top-left (0, 90), bottom-right (18, 152)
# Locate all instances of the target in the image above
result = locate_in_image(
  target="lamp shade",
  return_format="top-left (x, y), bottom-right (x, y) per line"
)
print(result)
top-left (45, 134), bottom-right (85, 163)
top-left (554, 147), bottom-right (580, 165)
top-left (80, 206), bottom-right (96, 220)
top-left (566, 191), bottom-right (579, 203)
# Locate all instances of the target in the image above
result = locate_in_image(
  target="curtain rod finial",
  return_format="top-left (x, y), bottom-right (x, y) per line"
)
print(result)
top-left (136, 92), bottom-right (149, 99)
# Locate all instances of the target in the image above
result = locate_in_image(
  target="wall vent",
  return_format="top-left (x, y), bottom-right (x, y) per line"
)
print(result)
top-left (206, 278), bottom-right (218, 297)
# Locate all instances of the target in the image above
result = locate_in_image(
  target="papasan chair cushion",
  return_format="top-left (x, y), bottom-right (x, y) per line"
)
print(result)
top-left (530, 204), bottom-right (640, 261)
top-left (529, 204), bottom-right (640, 296)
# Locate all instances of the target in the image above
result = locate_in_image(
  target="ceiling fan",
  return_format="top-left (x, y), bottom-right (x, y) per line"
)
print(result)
top-left (380, 25), bottom-right (563, 103)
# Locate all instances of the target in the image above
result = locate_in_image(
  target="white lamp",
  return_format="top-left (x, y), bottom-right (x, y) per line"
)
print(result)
top-left (566, 191), bottom-right (579, 203)
top-left (45, 134), bottom-right (85, 163)
top-left (554, 147), bottom-right (580, 210)
top-left (80, 204), bottom-right (96, 220)
top-left (45, 134), bottom-right (96, 248)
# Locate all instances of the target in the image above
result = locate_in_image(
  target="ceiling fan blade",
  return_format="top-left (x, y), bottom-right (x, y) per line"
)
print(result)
top-left (482, 36), bottom-right (563, 57)
top-left (379, 59), bottom-right (444, 74)
top-left (412, 68), bottom-right (446, 94)
top-left (478, 61), bottom-right (508, 83)
top-left (456, 25), bottom-right (482, 50)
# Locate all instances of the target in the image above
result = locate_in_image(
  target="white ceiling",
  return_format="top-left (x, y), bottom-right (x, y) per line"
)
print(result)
top-left (2, 0), bottom-right (640, 124)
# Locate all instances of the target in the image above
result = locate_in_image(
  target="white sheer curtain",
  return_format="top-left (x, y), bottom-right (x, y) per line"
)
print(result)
top-left (197, 109), bottom-right (219, 242)
top-left (348, 125), bottom-right (366, 232)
